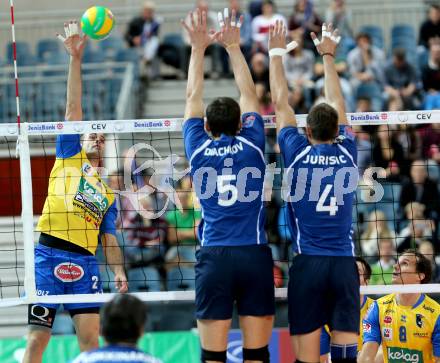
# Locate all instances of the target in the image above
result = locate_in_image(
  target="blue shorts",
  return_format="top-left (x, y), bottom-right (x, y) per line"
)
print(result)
top-left (288, 254), bottom-right (360, 335)
top-left (195, 244), bottom-right (275, 320)
top-left (34, 243), bottom-right (103, 311)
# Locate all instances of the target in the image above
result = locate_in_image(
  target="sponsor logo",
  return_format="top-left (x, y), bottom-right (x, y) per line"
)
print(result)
top-left (382, 299), bottom-right (393, 305)
top-left (78, 177), bottom-right (109, 212)
top-left (416, 113), bottom-right (432, 120)
top-left (91, 122), bottom-right (107, 130)
top-left (416, 314), bottom-right (423, 328)
top-left (54, 262), bottom-right (84, 282)
top-left (363, 322), bottom-right (371, 333)
top-left (56, 123), bottom-right (64, 130)
top-left (413, 332), bottom-right (429, 338)
top-left (30, 305), bottom-right (53, 324)
top-left (387, 347), bottom-right (422, 363)
top-left (382, 327), bottom-right (392, 340)
top-left (401, 315), bottom-right (406, 323)
top-left (134, 121), bottom-right (164, 129)
top-left (74, 123), bottom-right (85, 133)
top-left (114, 122), bottom-right (124, 131)
top-left (82, 163), bottom-right (94, 176)
top-left (398, 112), bottom-right (408, 123)
top-left (27, 124), bottom-right (56, 132)
top-left (7, 125), bottom-right (18, 134)
top-left (227, 340), bottom-right (243, 362)
top-left (350, 113), bottom-right (381, 122)
top-left (423, 304), bottom-right (434, 313)
top-left (380, 113), bottom-right (388, 120)
top-left (164, 120), bottom-right (171, 127)
top-left (243, 114), bottom-right (256, 128)
top-left (384, 315), bottom-right (392, 324)
top-left (385, 308), bottom-right (395, 313)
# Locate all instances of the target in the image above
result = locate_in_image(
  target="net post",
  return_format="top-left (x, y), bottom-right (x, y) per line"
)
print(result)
top-left (18, 123), bottom-right (37, 302)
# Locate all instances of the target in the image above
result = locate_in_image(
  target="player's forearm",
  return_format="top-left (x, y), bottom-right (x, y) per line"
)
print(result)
top-left (358, 343), bottom-right (380, 363)
top-left (227, 46), bottom-right (258, 112)
top-left (323, 54), bottom-right (347, 124)
top-left (102, 234), bottom-right (125, 275)
top-left (269, 56), bottom-right (289, 108)
top-left (65, 56), bottom-right (83, 121)
top-left (185, 48), bottom-right (205, 118)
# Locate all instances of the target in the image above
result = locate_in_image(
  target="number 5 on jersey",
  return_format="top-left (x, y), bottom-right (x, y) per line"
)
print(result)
top-left (217, 175), bottom-right (238, 207)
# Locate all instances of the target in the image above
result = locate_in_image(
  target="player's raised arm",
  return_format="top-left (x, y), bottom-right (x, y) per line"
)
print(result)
top-left (216, 8), bottom-right (258, 114)
top-left (57, 21), bottom-right (87, 122)
top-left (311, 23), bottom-right (347, 125)
top-left (268, 20), bottom-right (297, 133)
top-left (182, 10), bottom-right (217, 121)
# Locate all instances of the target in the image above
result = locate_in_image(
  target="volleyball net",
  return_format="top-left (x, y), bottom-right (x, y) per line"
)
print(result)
top-left (0, 109), bottom-right (439, 308)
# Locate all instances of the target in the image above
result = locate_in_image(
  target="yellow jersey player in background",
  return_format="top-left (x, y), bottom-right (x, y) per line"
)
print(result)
top-left (359, 250), bottom-right (440, 363)
top-left (320, 257), bottom-right (374, 362)
top-left (23, 21), bottom-right (128, 363)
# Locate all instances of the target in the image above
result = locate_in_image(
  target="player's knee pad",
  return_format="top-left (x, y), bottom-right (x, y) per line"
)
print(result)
top-left (242, 345), bottom-right (269, 362)
top-left (201, 348), bottom-right (227, 363)
top-left (330, 343), bottom-right (357, 362)
top-left (294, 360), bottom-right (320, 363)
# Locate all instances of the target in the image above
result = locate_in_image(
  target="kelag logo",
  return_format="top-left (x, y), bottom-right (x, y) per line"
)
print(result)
top-left (387, 347), bottom-right (422, 363)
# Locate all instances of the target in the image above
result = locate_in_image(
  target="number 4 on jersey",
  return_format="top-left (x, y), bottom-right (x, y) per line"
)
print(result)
top-left (316, 184), bottom-right (339, 216)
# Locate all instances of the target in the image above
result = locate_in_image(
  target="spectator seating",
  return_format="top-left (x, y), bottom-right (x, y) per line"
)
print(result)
top-left (128, 267), bottom-right (162, 292)
top-left (167, 266), bottom-right (195, 291)
top-left (359, 25), bottom-right (384, 49)
top-left (36, 39), bottom-right (60, 63)
top-left (158, 33), bottom-right (186, 71)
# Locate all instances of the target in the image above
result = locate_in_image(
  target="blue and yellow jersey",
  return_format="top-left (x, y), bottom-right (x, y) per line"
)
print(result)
top-left (363, 293), bottom-right (440, 363)
top-left (36, 134), bottom-right (117, 255)
top-left (320, 296), bottom-right (374, 355)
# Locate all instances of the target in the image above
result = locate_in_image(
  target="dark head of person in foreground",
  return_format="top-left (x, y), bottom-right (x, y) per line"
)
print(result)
top-left (101, 294), bottom-right (147, 345)
top-left (306, 103), bottom-right (339, 143)
top-left (206, 97), bottom-right (242, 137)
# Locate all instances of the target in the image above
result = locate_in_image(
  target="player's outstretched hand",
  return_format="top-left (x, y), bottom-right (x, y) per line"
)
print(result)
top-left (56, 20), bottom-right (87, 59)
top-left (268, 20), bottom-right (287, 51)
top-left (215, 8), bottom-right (243, 49)
top-left (181, 9), bottom-right (218, 51)
top-left (114, 272), bottom-right (128, 293)
top-left (310, 23), bottom-right (341, 56)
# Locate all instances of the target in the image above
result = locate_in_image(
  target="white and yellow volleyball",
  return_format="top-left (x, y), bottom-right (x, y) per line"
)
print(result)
top-left (81, 6), bottom-right (115, 40)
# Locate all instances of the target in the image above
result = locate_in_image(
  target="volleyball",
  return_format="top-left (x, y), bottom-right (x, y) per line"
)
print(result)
top-left (80, 6), bottom-right (115, 40)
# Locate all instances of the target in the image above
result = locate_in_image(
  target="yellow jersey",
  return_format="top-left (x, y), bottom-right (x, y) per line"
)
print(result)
top-left (37, 134), bottom-right (116, 254)
top-left (320, 296), bottom-right (374, 354)
top-left (363, 293), bottom-right (440, 363)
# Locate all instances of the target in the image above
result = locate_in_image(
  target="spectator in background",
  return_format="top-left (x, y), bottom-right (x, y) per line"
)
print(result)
top-left (422, 39), bottom-right (440, 109)
top-left (397, 202), bottom-right (436, 252)
top-left (255, 82), bottom-right (274, 115)
top-left (384, 48), bottom-right (421, 111)
top-left (369, 238), bottom-right (396, 286)
top-left (360, 210), bottom-right (396, 258)
top-left (108, 169), bottom-right (136, 230)
top-left (352, 125), bottom-right (372, 175)
top-left (325, 0), bottom-right (353, 40)
top-left (165, 179), bottom-right (201, 268)
top-left (419, 123), bottom-right (440, 160)
top-left (125, 1), bottom-right (160, 77)
top-left (124, 196), bottom-right (167, 269)
top-left (400, 160), bottom-right (440, 220)
top-left (347, 32), bottom-right (385, 94)
top-left (229, 0), bottom-right (253, 61)
top-left (419, 4), bottom-right (440, 49)
top-left (73, 295), bottom-right (162, 363)
top-left (182, 0), bottom-right (227, 77)
top-left (419, 240), bottom-right (440, 282)
top-left (251, 0), bottom-right (287, 53)
top-left (288, 0), bottom-right (322, 52)
top-left (250, 52), bottom-right (270, 89)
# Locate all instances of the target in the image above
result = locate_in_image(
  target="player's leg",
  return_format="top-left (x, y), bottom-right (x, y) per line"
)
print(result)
top-left (71, 312), bottom-right (100, 351)
top-left (22, 326), bottom-right (52, 363)
top-left (329, 256), bottom-right (360, 363)
top-left (23, 244), bottom-right (61, 363)
top-left (237, 245), bottom-right (275, 363)
top-left (288, 255), bottom-right (331, 363)
top-left (195, 247), bottom-right (235, 363)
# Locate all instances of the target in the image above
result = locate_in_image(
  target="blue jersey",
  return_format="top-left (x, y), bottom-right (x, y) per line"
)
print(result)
top-left (278, 125), bottom-right (358, 256)
top-left (72, 345), bottom-right (162, 363)
top-left (183, 112), bottom-right (267, 247)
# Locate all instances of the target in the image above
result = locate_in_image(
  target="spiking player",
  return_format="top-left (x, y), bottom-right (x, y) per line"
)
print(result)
top-left (269, 21), bottom-right (359, 363)
top-left (359, 250), bottom-right (440, 363)
top-left (320, 257), bottom-right (374, 362)
top-left (181, 8), bottom-right (274, 363)
top-left (23, 22), bottom-right (127, 363)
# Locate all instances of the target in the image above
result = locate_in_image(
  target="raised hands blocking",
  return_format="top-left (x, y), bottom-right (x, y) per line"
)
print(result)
top-left (268, 20), bottom-right (298, 57)
top-left (181, 9), bottom-right (218, 51)
top-left (56, 20), bottom-right (87, 59)
top-left (311, 23), bottom-right (341, 57)
top-left (215, 8), bottom-right (243, 49)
